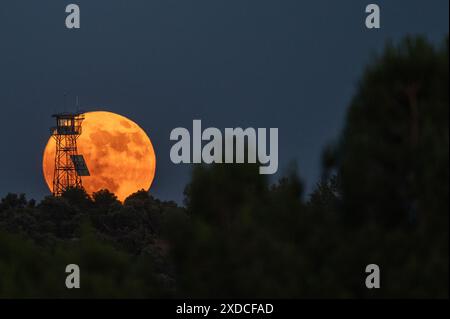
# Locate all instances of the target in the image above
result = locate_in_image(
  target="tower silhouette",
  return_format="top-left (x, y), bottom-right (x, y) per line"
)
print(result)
top-left (51, 112), bottom-right (90, 196)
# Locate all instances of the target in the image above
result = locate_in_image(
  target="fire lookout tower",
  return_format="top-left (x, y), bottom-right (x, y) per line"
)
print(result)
top-left (51, 112), bottom-right (90, 196)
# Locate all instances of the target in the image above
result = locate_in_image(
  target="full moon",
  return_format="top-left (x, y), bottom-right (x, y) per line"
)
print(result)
top-left (43, 111), bottom-right (156, 202)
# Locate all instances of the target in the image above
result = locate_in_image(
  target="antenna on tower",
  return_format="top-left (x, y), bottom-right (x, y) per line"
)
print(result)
top-left (63, 92), bottom-right (68, 113)
top-left (76, 95), bottom-right (79, 112)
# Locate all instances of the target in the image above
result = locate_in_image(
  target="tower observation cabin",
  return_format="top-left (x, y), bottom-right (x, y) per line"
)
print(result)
top-left (51, 112), bottom-right (90, 196)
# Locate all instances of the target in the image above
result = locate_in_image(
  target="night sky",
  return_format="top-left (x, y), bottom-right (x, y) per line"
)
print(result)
top-left (0, 1), bottom-right (448, 203)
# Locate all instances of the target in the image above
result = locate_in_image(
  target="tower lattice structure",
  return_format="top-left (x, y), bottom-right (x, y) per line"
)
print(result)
top-left (51, 112), bottom-right (85, 196)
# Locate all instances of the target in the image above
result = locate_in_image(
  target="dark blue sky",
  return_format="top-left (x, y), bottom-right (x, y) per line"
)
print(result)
top-left (0, 1), bottom-right (448, 203)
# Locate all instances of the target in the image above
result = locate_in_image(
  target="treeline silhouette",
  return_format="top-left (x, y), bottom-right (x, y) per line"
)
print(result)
top-left (0, 36), bottom-right (448, 298)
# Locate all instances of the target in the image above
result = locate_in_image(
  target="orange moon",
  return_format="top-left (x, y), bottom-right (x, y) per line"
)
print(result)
top-left (43, 111), bottom-right (156, 202)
